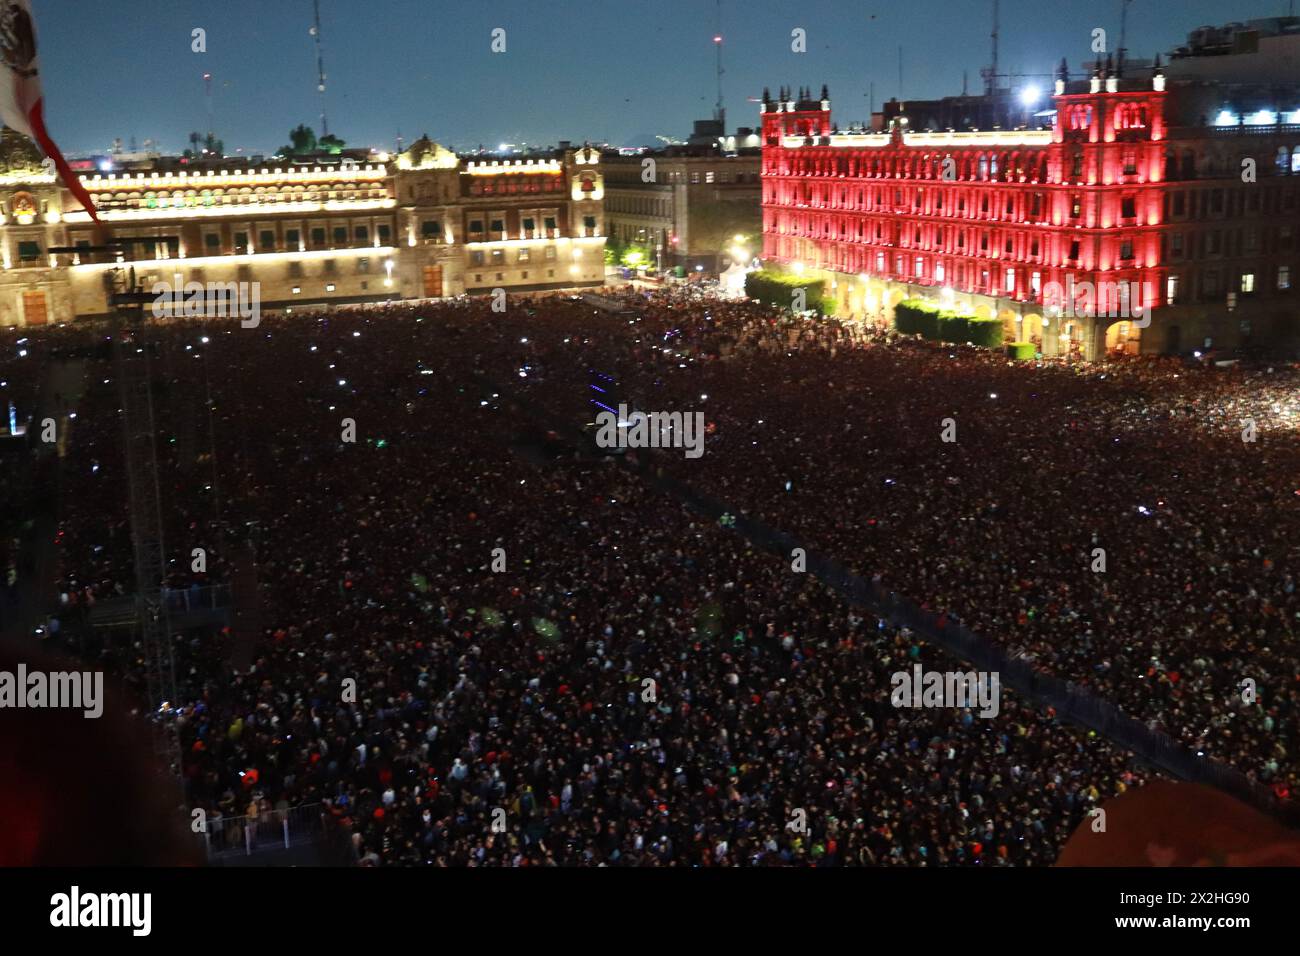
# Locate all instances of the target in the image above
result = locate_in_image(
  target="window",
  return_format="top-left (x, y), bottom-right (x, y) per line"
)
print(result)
top-left (204, 233), bottom-right (221, 250)
top-left (325, 283), bottom-right (336, 292)
top-left (470, 250), bottom-right (485, 266)
top-left (544, 246), bottom-right (557, 261)
top-left (234, 231), bottom-right (249, 253)
top-left (259, 230), bottom-right (275, 251)
top-left (522, 217), bottom-right (535, 234)
top-left (1031, 271), bottom-right (1041, 296)
top-left (332, 226), bottom-right (347, 246)
top-left (1119, 241), bottom-right (1133, 261)
top-left (544, 216), bottom-right (557, 232)
top-left (17, 240), bottom-right (40, 262)
top-left (491, 249), bottom-right (504, 264)
top-left (377, 224), bottom-right (391, 245)
top-left (1171, 234), bottom-right (1184, 258)
top-left (583, 215), bottom-right (596, 231)
top-left (1166, 275), bottom-right (1179, 304)
top-left (517, 248), bottom-right (530, 263)
top-left (1004, 268), bottom-right (1015, 291)
top-left (288, 261), bottom-right (304, 278)
top-left (490, 218), bottom-right (505, 233)
top-left (311, 227), bottom-right (326, 248)
top-left (286, 228), bottom-right (301, 249)
top-left (1241, 273), bottom-right (1255, 293)
top-left (1280, 265), bottom-right (1291, 290)
top-left (1070, 197), bottom-right (1082, 219)
top-left (469, 219), bottom-right (484, 235)
top-left (323, 259), bottom-right (337, 276)
top-left (1068, 240), bottom-right (1080, 261)
top-left (421, 220), bottom-right (441, 239)
top-left (706, 171), bottom-right (715, 183)
top-left (355, 226), bottom-right (368, 244)
top-left (1121, 197), bottom-right (1136, 219)
top-left (356, 257), bottom-right (370, 274)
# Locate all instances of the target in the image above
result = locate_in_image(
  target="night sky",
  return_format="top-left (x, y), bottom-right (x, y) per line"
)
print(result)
top-left (34, 0), bottom-right (1290, 157)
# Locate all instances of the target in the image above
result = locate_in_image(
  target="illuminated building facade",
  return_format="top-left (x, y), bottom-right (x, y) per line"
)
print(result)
top-left (0, 134), bottom-right (604, 325)
top-left (603, 146), bottom-right (760, 273)
top-left (763, 45), bottom-right (1300, 359)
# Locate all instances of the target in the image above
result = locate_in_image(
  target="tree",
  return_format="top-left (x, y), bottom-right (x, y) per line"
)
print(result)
top-left (278, 124), bottom-right (318, 158)
top-left (604, 236), bottom-right (624, 266)
top-left (620, 243), bottom-right (650, 269)
top-left (318, 133), bottom-right (346, 154)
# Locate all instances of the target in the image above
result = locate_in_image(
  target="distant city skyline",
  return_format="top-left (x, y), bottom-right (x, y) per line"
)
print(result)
top-left (36, 0), bottom-right (1292, 157)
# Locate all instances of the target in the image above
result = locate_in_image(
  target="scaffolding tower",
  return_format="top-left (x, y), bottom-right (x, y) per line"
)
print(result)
top-left (107, 264), bottom-right (182, 782)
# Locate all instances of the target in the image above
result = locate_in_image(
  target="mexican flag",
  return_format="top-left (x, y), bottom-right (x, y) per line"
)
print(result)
top-left (0, 0), bottom-right (97, 220)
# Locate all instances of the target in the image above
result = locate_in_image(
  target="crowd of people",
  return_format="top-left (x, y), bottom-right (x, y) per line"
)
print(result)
top-left (6, 282), bottom-right (1295, 864)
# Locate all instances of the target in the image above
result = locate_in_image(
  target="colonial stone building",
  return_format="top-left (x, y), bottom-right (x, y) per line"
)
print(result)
top-left (603, 145), bottom-right (760, 273)
top-left (762, 19), bottom-right (1300, 359)
top-left (0, 133), bottom-right (605, 325)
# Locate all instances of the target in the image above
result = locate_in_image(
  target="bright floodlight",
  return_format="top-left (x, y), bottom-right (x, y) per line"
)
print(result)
top-left (1019, 85), bottom-right (1041, 108)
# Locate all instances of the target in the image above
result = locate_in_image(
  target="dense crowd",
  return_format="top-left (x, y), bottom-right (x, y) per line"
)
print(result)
top-left (7, 283), bottom-right (1295, 864)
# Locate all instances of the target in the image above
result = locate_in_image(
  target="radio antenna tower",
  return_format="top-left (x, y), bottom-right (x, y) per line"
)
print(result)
top-left (1117, 0), bottom-right (1134, 77)
top-left (712, 0), bottom-right (725, 131)
top-left (980, 0), bottom-right (1001, 94)
top-left (203, 72), bottom-right (213, 140)
top-left (310, 0), bottom-right (329, 136)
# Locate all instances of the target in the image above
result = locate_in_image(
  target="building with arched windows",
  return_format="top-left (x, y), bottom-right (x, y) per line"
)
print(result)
top-left (0, 135), bottom-right (605, 325)
top-left (763, 20), bottom-right (1300, 359)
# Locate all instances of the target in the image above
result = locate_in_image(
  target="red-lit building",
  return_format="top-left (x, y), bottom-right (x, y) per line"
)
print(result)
top-left (762, 44), bottom-right (1300, 359)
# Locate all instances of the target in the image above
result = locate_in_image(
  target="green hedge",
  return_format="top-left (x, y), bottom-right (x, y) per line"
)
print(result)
top-left (1006, 341), bottom-right (1036, 361)
top-left (893, 298), bottom-right (1006, 348)
top-left (745, 270), bottom-right (833, 315)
